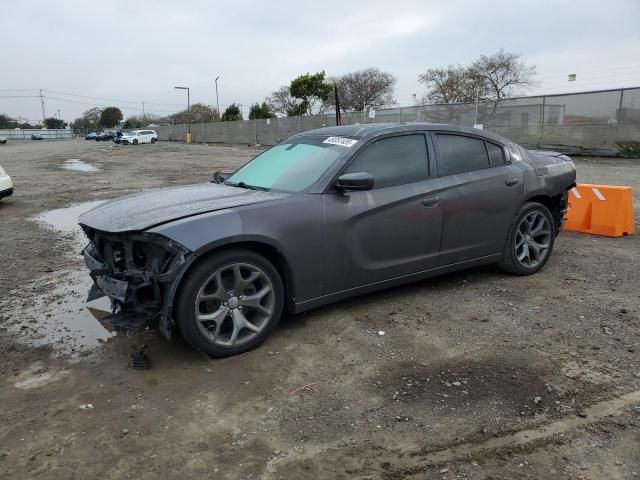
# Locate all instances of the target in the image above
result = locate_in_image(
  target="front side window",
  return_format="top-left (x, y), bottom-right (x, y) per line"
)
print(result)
top-left (226, 135), bottom-right (347, 192)
top-left (436, 134), bottom-right (490, 175)
top-left (343, 134), bottom-right (429, 189)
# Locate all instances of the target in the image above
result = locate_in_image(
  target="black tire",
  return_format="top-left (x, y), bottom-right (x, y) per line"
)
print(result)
top-left (151, 137), bottom-right (157, 144)
top-left (175, 248), bottom-right (284, 357)
top-left (133, 139), bottom-right (138, 145)
top-left (498, 202), bottom-right (556, 276)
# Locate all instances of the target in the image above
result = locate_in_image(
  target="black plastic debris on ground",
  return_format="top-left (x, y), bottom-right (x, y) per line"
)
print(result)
top-left (131, 347), bottom-right (150, 370)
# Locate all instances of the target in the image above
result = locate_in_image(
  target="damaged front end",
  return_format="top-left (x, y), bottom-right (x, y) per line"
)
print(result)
top-left (81, 226), bottom-right (194, 338)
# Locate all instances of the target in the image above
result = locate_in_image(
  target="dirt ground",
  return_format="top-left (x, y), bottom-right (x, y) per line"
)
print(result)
top-left (0, 139), bottom-right (639, 480)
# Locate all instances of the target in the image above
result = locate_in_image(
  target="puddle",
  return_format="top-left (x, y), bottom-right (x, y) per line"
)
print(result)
top-left (61, 159), bottom-right (101, 172)
top-left (4, 269), bottom-right (116, 356)
top-left (3, 201), bottom-right (118, 356)
top-left (34, 200), bottom-right (104, 249)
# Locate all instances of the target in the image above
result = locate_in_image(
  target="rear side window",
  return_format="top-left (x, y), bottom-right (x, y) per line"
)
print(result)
top-left (344, 134), bottom-right (429, 189)
top-left (486, 142), bottom-right (506, 165)
top-left (436, 134), bottom-right (490, 175)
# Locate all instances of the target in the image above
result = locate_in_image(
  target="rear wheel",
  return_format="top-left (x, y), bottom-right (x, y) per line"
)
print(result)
top-left (175, 249), bottom-right (284, 357)
top-left (499, 202), bottom-right (555, 275)
top-left (151, 137), bottom-right (157, 144)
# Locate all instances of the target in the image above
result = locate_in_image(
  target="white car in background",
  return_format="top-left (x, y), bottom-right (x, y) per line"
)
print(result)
top-left (120, 130), bottom-right (158, 145)
top-left (0, 164), bottom-right (14, 200)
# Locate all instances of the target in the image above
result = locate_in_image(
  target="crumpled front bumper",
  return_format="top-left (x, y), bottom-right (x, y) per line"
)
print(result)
top-left (81, 234), bottom-right (195, 338)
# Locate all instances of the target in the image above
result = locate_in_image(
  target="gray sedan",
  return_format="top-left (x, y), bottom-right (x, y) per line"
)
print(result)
top-left (79, 123), bottom-right (576, 357)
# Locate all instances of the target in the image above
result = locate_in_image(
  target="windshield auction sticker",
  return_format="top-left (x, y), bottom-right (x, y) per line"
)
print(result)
top-left (323, 136), bottom-right (358, 147)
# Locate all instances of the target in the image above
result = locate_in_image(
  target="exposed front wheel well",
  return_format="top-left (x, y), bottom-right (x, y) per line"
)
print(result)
top-left (524, 194), bottom-right (566, 232)
top-left (176, 242), bottom-right (295, 314)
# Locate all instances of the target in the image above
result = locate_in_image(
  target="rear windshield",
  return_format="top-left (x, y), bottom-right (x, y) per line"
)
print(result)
top-left (225, 135), bottom-right (351, 192)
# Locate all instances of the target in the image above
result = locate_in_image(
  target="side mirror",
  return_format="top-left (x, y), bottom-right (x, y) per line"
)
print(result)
top-left (212, 170), bottom-right (233, 184)
top-left (335, 172), bottom-right (374, 191)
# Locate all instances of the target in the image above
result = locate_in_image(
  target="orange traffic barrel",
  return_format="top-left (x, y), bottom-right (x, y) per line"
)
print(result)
top-left (564, 184), bottom-right (635, 237)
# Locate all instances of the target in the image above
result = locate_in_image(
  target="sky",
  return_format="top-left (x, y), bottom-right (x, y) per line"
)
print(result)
top-left (1, 0), bottom-right (639, 123)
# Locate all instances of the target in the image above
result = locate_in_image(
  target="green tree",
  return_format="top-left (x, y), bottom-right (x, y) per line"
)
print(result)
top-left (124, 116), bottom-right (142, 129)
top-left (289, 71), bottom-right (332, 115)
top-left (248, 102), bottom-right (275, 119)
top-left (99, 107), bottom-right (123, 128)
top-left (0, 114), bottom-right (18, 129)
top-left (44, 117), bottom-right (67, 129)
top-left (221, 103), bottom-right (243, 122)
top-left (286, 100), bottom-right (309, 117)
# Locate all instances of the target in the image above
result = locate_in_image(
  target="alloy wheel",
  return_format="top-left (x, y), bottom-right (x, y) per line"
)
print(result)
top-left (514, 210), bottom-right (551, 269)
top-left (194, 262), bottom-right (275, 347)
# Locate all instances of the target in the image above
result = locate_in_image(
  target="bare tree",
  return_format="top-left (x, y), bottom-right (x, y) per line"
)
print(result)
top-left (471, 49), bottom-right (537, 99)
top-left (418, 50), bottom-right (537, 104)
top-left (418, 66), bottom-right (481, 104)
top-left (331, 68), bottom-right (397, 111)
top-left (266, 85), bottom-right (300, 115)
top-left (168, 103), bottom-right (219, 124)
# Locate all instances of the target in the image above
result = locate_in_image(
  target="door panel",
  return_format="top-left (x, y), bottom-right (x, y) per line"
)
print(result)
top-left (322, 179), bottom-right (443, 293)
top-left (438, 164), bottom-right (523, 265)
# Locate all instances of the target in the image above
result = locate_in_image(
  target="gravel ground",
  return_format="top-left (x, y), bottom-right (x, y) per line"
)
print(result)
top-left (0, 139), bottom-right (639, 479)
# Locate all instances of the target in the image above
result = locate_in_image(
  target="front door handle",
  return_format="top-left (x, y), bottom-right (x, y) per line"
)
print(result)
top-left (505, 176), bottom-right (519, 187)
top-left (422, 196), bottom-right (440, 207)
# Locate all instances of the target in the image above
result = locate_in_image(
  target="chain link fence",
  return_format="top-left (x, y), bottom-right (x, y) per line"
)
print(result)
top-left (157, 87), bottom-right (640, 156)
top-left (0, 129), bottom-right (73, 140)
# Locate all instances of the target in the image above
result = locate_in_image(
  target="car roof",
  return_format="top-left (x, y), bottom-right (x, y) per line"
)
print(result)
top-left (297, 122), bottom-right (508, 145)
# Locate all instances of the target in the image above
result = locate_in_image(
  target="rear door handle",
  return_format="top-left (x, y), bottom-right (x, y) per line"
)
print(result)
top-left (505, 176), bottom-right (519, 186)
top-left (422, 196), bottom-right (440, 207)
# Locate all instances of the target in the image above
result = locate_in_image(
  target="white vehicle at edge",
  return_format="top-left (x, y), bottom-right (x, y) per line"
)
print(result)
top-left (0, 164), bottom-right (14, 200)
top-left (120, 129), bottom-right (158, 145)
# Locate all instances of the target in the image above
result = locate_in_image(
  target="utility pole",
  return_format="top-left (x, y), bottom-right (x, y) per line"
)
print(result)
top-left (142, 101), bottom-right (145, 121)
top-left (39, 89), bottom-right (46, 123)
top-left (215, 75), bottom-right (221, 120)
top-left (174, 86), bottom-right (191, 134)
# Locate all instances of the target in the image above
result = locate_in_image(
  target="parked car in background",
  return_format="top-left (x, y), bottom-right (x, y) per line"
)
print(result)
top-left (31, 133), bottom-right (43, 140)
top-left (0, 137), bottom-right (7, 144)
top-left (99, 131), bottom-right (116, 141)
top-left (85, 132), bottom-right (98, 140)
top-left (113, 131), bottom-right (124, 144)
top-left (0, 164), bottom-right (14, 200)
top-left (120, 130), bottom-right (158, 145)
top-left (79, 123), bottom-right (577, 357)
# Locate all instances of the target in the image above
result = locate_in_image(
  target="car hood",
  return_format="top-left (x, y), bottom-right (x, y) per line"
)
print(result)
top-left (79, 183), bottom-right (290, 233)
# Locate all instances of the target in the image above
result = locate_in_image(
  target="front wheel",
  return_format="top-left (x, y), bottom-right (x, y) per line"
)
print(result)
top-left (498, 202), bottom-right (555, 275)
top-left (133, 139), bottom-right (138, 145)
top-left (175, 249), bottom-right (284, 357)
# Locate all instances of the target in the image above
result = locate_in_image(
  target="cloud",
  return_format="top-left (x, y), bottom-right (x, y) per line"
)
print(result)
top-left (1, 0), bottom-right (638, 121)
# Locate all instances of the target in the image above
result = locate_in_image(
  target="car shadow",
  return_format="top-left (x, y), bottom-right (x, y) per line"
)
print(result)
top-left (276, 264), bottom-right (504, 334)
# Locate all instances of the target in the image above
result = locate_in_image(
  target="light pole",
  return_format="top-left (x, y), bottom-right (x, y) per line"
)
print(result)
top-left (174, 86), bottom-right (190, 133)
top-left (215, 75), bottom-right (221, 120)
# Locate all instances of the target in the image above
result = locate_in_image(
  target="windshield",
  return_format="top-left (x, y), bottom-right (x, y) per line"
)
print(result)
top-left (225, 135), bottom-right (351, 192)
